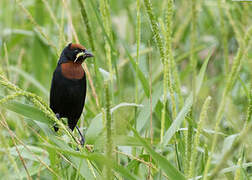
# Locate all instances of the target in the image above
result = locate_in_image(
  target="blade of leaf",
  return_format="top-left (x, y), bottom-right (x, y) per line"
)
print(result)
top-left (123, 42), bottom-right (150, 97)
top-left (196, 50), bottom-right (213, 93)
top-left (9, 66), bottom-right (49, 96)
top-left (0, 145), bottom-right (49, 163)
top-left (88, 0), bottom-right (115, 52)
top-left (131, 127), bottom-right (186, 180)
top-left (1, 97), bottom-right (53, 124)
top-left (162, 50), bottom-right (213, 145)
top-left (136, 82), bottom-right (162, 133)
top-left (94, 135), bottom-right (159, 149)
top-left (42, 143), bottom-right (138, 180)
top-left (86, 103), bottom-right (143, 143)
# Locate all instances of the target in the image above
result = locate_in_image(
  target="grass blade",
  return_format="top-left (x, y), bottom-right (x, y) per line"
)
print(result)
top-left (162, 50), bottom-right (212, 145)
top-left (131, 127), bottom-right (186, 180)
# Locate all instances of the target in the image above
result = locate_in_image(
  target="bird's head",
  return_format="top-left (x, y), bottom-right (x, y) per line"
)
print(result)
top-left (58, 43), bottom-right (93, 64)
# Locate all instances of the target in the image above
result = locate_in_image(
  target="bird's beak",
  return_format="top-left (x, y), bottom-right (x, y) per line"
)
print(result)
top-left (84, 50), bottom-right (94, 58)
top-left (74, 50), bottom-right (94, 63)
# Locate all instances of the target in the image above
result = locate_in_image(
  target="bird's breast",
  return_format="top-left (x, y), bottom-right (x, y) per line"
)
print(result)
top-left (61, 62), bottom-right (84, 79)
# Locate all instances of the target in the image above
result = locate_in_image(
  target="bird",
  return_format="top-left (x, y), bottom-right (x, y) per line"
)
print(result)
top-left (50, 42), bottom-right (93, 146)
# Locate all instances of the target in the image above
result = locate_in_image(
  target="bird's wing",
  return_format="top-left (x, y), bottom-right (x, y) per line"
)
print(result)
top-left (49, 66), bottom-right (65, 114)
top-left (50, 65), bottom-right (87, 130)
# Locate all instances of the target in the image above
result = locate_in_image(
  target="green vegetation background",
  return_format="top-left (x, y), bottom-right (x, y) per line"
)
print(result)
top-left (0, 0), bottom-right (251, 179)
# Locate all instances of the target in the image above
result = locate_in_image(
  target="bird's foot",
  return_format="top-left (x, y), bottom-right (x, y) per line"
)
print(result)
top-left (76, 126), bottom-right (85, 147)
top-left (56, 113), bottom-right (60, 119)
top-left (53, 113), bottom-right (61, 131)
top-left (80, 136), bottom-right (85, 146)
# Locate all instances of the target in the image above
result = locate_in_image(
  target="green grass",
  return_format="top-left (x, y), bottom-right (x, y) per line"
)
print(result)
top-left (0, 0), bottom-right (252, 179)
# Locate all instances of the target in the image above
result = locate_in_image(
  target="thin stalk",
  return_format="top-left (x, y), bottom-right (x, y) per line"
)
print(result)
top-left (171, 55), bottom-right (183, 109)
top-left (114, 150), bottom-right (157, 170)
top-left (186, 2), bottom-right (198, 171)
top-left (3, 43), bottom-right (9, 79)
top-left (208, 122), bottom-right (252, 180)
top-left (78, 0), bottom-right (101, 86)
top-left (133, 0), bottom-right (141, 157)
top-left (183, 127), bottom-right (188, 174)
top-left (149, 51), bottom-right (153, 146)
top-left (25, 123), bottom-right (89, 178)
top-left (100, 0), bottom-right (114, 103)
top-left (77, 0), bottom-right (95, 51)
top-left (61, 0), bottom-right (79, 43)
top-left (0, 117), bottom-right (32, 180)
top-left (204, 144), bottom-right (209, 170)
top-left (159, 1), bottom-right (169, 143)
top-left (203, 26), bottom-right (252, 180)
top-left (84, 62), bottom-right (101, 108)
top-left (105, 83), bottom-right (113, 179)
top-left (173, 12), bottom-right (191, 46)
top-left (242, 3), bottom-right (249, 29)
top-left (234, 158), bottom-right (242, 180)
top-left (13, 48), bottom-right (24, 84)
top-left (186, 117), bottom-right (193, 176)
top-left (217, 0), bottom-right (229, 75)
top-left (0, 117), bottom-right (60, 178)
top-left (209, 90), bottom-right (251, 180)
top-left (165, 0), bottom-right (181, 170)
top-left (41, 0), bottom-right (60, 29)
top-left (59, 7), bottom-right (66, 51)
top-left (189, 96), bottom-right (212, 178)
top-left (225, 5), bottom-right (243, 45)
top-left (143, 0), bottom-right (165, 63)
top-left (0, 125), bottom-right (21, 178)
top-left (148, 46), bottom-right (153, 180)
top-left (190, 0), bottom-right (197, 105)
top-left (244, 89), bottom-right (252, 127)
top-left (165, 0), bottom-right (176, 120)
top-left (135, 0), bottom-right (141, 128)
top-left (16, 0), bottom-right (58, 55)
top-left (160, 51), bottom-right (168, 143)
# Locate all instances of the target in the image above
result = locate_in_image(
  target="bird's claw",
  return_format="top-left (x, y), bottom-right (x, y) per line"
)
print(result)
top-left (76, 126), bottom-right (85, 147)
top-left (79, 136), bottom-right (85, 146)
top-left (76, 135), bottom-right (85, 151)
top-left (56, 113), bottom-right (60, 119)
top-left (53, 113), bottom-right (60, 131)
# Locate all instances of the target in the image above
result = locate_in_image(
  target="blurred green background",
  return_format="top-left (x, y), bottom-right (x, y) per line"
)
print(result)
top-left (0, 0), bottom-right (251, 179)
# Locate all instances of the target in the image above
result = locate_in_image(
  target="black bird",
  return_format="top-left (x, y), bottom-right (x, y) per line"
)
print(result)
top-left (50, 43), bottom-right (93, 145)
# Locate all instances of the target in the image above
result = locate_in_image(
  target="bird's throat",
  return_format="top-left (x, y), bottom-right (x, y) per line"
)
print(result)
top-left (61, 62), bottom-right (84, 80)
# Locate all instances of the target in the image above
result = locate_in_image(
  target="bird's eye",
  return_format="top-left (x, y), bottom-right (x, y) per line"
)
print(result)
top-left (74, 49), bottom-right (79, 53)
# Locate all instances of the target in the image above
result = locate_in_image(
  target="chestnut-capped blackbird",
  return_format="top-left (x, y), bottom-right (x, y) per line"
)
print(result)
top-left (50, 43), bottom-right (93, 145)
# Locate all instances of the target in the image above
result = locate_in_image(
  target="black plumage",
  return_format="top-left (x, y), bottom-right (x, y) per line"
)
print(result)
top-left (50, 65), bottom-right (86, 130)
top-left (49, 43), bottom-right (93, 145)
